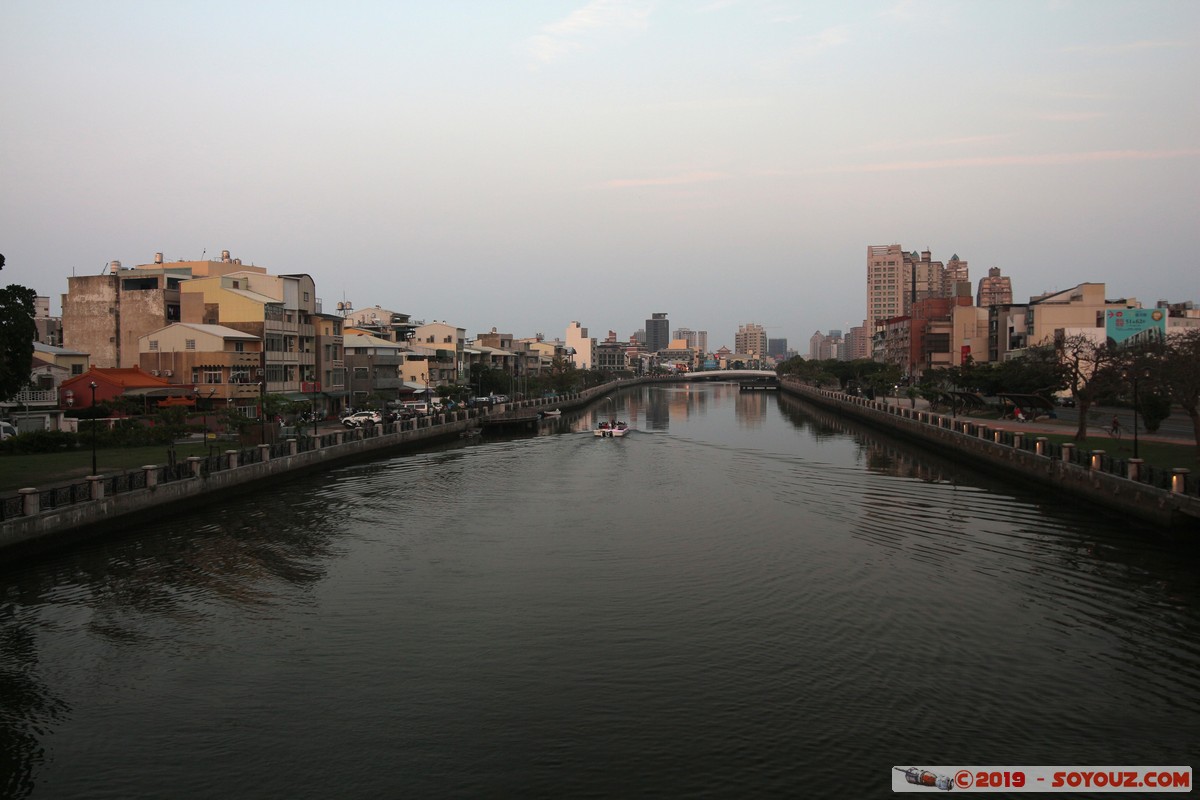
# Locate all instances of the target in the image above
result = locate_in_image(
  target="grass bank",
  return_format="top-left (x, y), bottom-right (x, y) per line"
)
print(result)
top-left (0, 442), bottom-right (217, 494)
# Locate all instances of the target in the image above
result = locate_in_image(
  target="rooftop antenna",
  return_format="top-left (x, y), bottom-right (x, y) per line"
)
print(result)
top-left (201, 248), bottom-right (206, 261)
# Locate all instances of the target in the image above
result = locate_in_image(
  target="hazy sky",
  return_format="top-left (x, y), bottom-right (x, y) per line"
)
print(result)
top-left (3, 1), bottom-right (1197, 350)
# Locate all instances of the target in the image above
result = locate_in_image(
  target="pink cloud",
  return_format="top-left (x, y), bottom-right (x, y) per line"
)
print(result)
top-left (830, 148), bottom-right (1200, 173)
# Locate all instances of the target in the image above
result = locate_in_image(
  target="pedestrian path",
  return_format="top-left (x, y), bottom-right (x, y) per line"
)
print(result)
top-left (876, 396), bottom-right (1193, 444)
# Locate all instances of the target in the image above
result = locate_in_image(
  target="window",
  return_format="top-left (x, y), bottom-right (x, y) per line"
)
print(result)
top-left (203, 369), bottom-right (222, 384)
top-left (234, 341), bottom-right (245, 352)
top-left (149, 340), bottom-right (159, 351)
top-left (72, 364), bottom-right (83, 375)
top-left (185, 339), bottom-right (196, 350)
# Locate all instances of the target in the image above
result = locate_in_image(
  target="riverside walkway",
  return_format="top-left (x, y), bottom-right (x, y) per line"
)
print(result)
top-left (0, 384), bottom-right (618, 555)
top-left (783, 380), bottom-right (1199, 532)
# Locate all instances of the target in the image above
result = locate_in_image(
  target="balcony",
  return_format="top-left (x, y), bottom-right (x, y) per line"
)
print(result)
top-left (1, 389), bottom-right (59, 408)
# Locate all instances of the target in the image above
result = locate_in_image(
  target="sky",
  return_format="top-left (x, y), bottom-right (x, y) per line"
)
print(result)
top-left (2, 1), bottom-right (1198, 351)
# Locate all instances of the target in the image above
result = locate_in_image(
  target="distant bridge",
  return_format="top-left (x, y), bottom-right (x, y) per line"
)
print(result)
top-left (651, 370), bottom-right (778, 382)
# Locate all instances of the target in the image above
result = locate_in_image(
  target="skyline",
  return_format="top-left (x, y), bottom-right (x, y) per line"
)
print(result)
top-left (2, 1), bottom-right (1198, 350)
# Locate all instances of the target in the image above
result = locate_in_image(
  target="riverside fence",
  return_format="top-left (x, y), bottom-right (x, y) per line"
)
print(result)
top-left (780, 379), bottom-right (1200, 532)
top-left (0, 385), bottom-right (623, 554)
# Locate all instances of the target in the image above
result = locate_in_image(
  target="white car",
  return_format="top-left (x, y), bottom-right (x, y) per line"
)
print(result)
top-left (342, 411), bottom-right (382, 428)
top-left (0, 421), bottom-right (17, 440)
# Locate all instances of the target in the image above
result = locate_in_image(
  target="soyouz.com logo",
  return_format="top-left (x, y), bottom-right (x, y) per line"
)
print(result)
top-left (892, 765), bottom-right (1191, 792)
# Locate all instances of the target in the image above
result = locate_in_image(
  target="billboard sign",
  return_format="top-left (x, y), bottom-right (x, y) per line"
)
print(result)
top-left (1106, 308), bottom-right (1166, 347)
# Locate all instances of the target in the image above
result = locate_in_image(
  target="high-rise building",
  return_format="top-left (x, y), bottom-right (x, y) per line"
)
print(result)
top-left (735, 323), bottom-right (768, 357)
top-left (673, 327), bottom-right (710, 353)
top-left (645, 312), bottom-right (669, 353)
top-left (943, 254), bottom-right (970, 297)
top-left (808, 330), bottom-right (823, 360)
top-left (845, 323), bottom-right (870, 361)
top-left (976, 266), bottom-right (1014, 308)
top-left (866, 245), bottom-right (969, 328)
top-left (767, 338), bottom-right (788, 359)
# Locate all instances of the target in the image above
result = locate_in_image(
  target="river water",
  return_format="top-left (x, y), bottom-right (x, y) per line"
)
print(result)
top-left (2, 383), bottom-right (1198, 798)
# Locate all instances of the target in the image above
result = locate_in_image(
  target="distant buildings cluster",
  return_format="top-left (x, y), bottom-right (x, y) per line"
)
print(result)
top-left (805, 244), bottom-right (1199, 377)
top-left (3, 251), bottom-right (790, 425)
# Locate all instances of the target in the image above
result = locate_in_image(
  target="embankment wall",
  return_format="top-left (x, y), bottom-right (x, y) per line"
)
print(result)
top-left (780, 379), bottom-right (1200, 533)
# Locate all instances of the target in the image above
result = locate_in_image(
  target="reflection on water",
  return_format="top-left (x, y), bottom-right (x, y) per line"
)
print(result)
top-left (2, 382), bottom-right (1198, 798)
top-left (0, 621), bottom-right (67, 799)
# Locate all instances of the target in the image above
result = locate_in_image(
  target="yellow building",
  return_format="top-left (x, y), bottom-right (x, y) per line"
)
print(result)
top-left (1024, 283), bottom-right (1141, 347)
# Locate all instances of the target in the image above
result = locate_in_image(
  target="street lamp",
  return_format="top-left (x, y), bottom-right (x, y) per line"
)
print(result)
top-left (194, 386), bottom-right (216, 457)
top-left (88, 381), bottom-right (98, 475)
top-left (258, 381), bottom-right (266, 444)
top-left (1122, 367), bottom-right (1152, 460)
top-left (309, 373), bottom-right (319, 438)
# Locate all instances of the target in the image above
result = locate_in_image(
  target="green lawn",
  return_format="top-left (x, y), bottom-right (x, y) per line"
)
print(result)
top-left (1024, 433), bottom-right (1197, 470)
top-left (0, 442), bottom-right (219, 494)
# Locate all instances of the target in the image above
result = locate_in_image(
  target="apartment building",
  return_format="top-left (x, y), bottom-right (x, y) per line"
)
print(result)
top-left (645, 313), bottom-right (669, 353)
top-left (412, 321), bottom-right (465, 386)
top-left (976, 267), bottom-right (1014, 308)
top-left (867, 245), bottom-right (969, 329)
top-left (138, 323), bottom-right (263, 417)
top-left (61, 251), bottom-right (265, 368)
top-left (1024, 283), bottom-right (1140, 347)
top-left (735, 323), bottom-right (768, 358)
top-left (595, 331), bottom-right (629, 372)
top-left (566, 321), bottom-right (594, 370)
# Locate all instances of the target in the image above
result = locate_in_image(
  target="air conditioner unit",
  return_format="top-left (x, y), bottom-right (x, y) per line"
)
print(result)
top-left (150, 369), bottom-right (159, 376)
top-left (163, 369), bottom-right (173, 377)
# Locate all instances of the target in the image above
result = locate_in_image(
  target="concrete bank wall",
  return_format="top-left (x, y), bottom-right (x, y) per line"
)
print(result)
top-left (1, 382), bottom-right (635, 556)
top-left (0, 414), bottom-right (479, 554)
top-left (779, 379), bottom-right (1200, 533)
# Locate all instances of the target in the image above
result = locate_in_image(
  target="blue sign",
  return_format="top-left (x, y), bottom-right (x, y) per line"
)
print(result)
top-left (1106, 308), bottom-right (1166, 347)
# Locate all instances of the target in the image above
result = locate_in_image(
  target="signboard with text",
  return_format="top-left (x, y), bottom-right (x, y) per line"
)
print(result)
top-left (1105, 309), bottom-right (1166, 347)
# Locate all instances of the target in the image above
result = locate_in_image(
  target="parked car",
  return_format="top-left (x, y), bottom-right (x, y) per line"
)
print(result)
top-left (0, 421), bottom-right (18, 440)
top-left (342, 411), bottom-right (382, 428)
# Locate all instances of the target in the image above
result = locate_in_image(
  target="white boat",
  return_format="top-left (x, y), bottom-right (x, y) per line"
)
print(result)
top-left (594, 421), bottom-right (629, 438)
top-left (539, 409), bottom-right (562, 418)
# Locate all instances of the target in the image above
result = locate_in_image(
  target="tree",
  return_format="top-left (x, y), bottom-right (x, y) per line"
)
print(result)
top-left (992, 344), bottom-right (1067, 396)
top-left (0, 284), bottom-right (37, 401)
top-left (546, 355), bottom-right (579, 394)
top-left (1163, 328), bottom-right (1200, 460)
top-left (469, 364), bottom-right (510, 396)
top-left (1058, 333), bottom-right (1122, 441)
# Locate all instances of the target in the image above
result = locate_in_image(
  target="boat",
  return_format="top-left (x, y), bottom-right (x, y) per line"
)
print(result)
top-left (460, 427), bottom-right (482, 438)
top-left (594, 420), bottom-right (629, 438)
top-left (538, 409), bottom-right (562, 418)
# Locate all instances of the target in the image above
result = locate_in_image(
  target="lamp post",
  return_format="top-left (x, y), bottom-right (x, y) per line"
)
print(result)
top-left (258, 381), bottom-right (266, 444)
top-left (1122, 367), bottom-right (1152, 460)
top-left (310, 374), bottom-right (319, 438)
top-left (88, 381), bottom-right (98, 475)
top-left (194, 386), bottom-right (216, 457)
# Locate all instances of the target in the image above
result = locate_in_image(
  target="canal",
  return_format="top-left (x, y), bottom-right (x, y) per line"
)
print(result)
top-left (2, 382), bottom-right (1197, 798)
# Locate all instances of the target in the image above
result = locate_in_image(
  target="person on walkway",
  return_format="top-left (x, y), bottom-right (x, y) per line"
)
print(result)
top-left (1110, 415), bottom-right (1121, 436)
